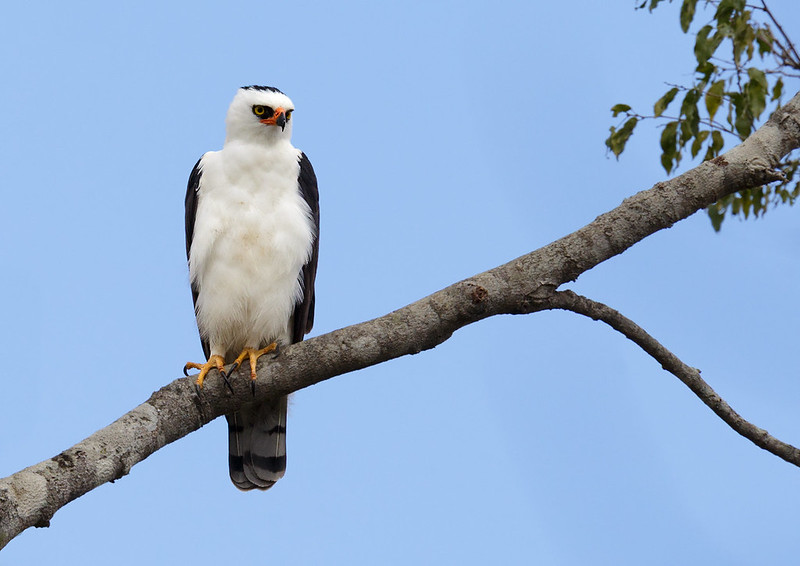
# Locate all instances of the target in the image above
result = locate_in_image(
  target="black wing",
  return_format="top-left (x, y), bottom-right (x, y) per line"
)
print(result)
top-left (292, 152), bottom-right (320, 344)
top-left (184, 156), bottom-right (210, 358)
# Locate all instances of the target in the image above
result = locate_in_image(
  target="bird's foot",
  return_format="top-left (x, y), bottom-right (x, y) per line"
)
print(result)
top-left (184, 354), bottom-right (228, 390)
top-left (229, 343), bottom-right (279, 395)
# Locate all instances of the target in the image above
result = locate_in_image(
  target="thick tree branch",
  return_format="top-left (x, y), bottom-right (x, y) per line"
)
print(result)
top-left (546, 290), bottom-right (800, 466)
top-left (2, 92), bottom-right (800, 551)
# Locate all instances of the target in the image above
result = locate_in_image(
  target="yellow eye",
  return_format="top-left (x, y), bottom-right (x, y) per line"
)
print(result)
top-left (253, 105), bottom-right (267, 116)
top-left (286, 109), bottom-right (293, 120)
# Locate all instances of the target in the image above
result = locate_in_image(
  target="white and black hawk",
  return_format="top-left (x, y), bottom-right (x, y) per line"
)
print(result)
top-left (183, 85), bottom-right (319, 490)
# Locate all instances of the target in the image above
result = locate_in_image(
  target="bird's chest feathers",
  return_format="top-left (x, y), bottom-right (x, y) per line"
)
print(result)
top-left (217, 185), bottom-right (308, 270)
top-left (192, 147), bottom-right (312, 287)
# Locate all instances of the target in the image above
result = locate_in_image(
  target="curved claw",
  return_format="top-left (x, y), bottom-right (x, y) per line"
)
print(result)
top-left (221, 371), bottom-right (234, 393)
top-left (184, 361), bottom-right (205, 377)
top-left (184, 355), bottom-right (226, 389)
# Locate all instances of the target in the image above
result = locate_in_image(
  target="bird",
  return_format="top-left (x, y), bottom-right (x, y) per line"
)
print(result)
top-left (183, 85), bottom-right (319, 490)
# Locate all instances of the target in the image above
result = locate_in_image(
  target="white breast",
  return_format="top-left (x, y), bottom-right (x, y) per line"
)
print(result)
top-left (189, 140), bottom-right (314, 357)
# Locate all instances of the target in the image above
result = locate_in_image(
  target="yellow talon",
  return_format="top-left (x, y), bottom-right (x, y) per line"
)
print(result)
top-left (232, 343), bottom-right (278, 380)
top-left (184, 354), bottom-right (226, 388)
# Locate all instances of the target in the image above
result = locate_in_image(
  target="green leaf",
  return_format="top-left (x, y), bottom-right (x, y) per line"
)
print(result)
top-left (707, 202), bottom-right (725, 231)
top-left (772, 77), bottom-right (784, 101)
top-left (746, 73), bottom-right (767, 119)
top-left (747, 67), bottom-right (768, 92)
top-left (756, 27), bottom-right (774, 56)
top-left (704, 130), bottom-right (725, 161)
top-left (694, 26), bottom-right (723, 65)
top-left (716, 0), bottom-right (745, 24)
top-left (680, 0), bottom-right (698, 32)
top-left (654, 87), bottom-right (679, 117)
top-left (610, 103), bottom-right (632, 117)
top-left (605, 117), bottom-right (639, 159)
top-left (731, 196), bottom-right (741, 215)
top-left (740, 189), bottom-right (752, 218)
top-left (691, 130), bottom-right (710, 158)
top-left (729, 10), bottom-right (756, 65)
top-left (679, 120), bottom-right (693, 145)
top-left (711, 130), bottom-right (724, 152)
top-left (695, 61), bottom-right (716, 81)
top-left (733, 108), bottom-right (753, 140)
top-left (734, 109), bottom-right (753, 138)
top-left (729, 92), bottom-right (753, 138)
top-left (705, 80), bottom-right (725, 121)
top-left (784, 161), bottom-right (798, 184)
top-left (660, 121), bottom-right (679, 173)
top-left (680, 88), bottom-right (701, 137)
top-left (694, 25), bottom-right (714, 64)
top-left (751, 186), bottom-right (766, 216)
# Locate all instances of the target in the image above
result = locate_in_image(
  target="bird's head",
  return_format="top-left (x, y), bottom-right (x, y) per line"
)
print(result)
top-left (225, 85), bottom-right (296, 144)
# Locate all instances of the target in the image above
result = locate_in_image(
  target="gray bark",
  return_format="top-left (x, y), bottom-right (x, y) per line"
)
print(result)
top-left (2, 92), bottom-right (799, 551)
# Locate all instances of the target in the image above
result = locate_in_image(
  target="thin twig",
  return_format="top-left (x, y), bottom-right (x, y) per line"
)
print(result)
top-left (617, 108), bottom-right (737, 137)
top-left (547, 290), bottom-right (800, 466)
top-left (761, 1), bottom-right (800, 70)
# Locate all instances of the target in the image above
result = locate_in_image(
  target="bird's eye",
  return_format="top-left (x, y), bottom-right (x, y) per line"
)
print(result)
top-left (253, 105), bottom-right (272, 117)
top-left (286, 109), bottom-right (293, 120)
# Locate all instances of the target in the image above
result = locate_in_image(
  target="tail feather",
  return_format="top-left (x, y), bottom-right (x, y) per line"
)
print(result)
top-left (226, 412), bottom-right (255, 490)
top-left (226, 396), bottom-right (288, 491)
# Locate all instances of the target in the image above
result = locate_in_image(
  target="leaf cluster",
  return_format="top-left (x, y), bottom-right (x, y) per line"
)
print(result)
top-left (608, 0), bottom-right (800, 230)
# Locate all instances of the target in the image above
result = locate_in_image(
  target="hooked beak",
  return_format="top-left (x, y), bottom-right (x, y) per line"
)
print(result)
top-left (260, 106), bottom-right (287, 131)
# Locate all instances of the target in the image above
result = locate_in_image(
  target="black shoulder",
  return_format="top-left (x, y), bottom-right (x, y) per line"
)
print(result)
top-left (185, 156), bottom-right (209, 358)
top-left (292, 152), bottom-right (320, 343)
top-left (185, 157), bottom-right (203, 261)
top-left (298, 152), bottom-right (319, 213)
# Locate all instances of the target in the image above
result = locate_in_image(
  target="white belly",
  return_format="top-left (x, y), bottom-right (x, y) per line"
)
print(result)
top-left (189, 144), bottom-right (313, 357)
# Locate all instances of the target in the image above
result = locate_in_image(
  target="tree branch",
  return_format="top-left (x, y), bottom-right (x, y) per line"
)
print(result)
top-left (2, 92), bottom-right (800, 551)
top-left (545, 290), bottom-right (800, 466)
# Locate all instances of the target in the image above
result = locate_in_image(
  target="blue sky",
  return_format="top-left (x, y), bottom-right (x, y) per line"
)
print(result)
top-left (2, 1), bottom-right (800, 564)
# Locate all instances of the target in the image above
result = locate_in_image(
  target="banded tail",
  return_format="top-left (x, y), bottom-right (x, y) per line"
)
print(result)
top-left (226, 396), bottom-right (288, 490)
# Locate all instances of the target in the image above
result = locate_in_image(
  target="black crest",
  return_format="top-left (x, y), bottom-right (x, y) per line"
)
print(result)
top-left (241, 85), bottom-right (284, 94)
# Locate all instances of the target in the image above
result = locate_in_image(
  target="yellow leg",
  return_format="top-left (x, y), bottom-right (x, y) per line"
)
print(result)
top-left (183, 354), bottom-right (226, 388)
top-left (231, 342), bottom-right (278, 380)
